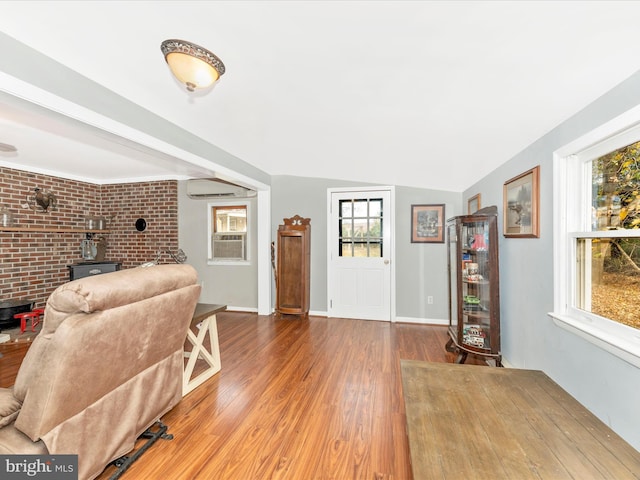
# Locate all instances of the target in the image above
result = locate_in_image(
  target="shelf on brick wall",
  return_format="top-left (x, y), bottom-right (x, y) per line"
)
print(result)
top-left (0, 227), bottom-right (111, 233)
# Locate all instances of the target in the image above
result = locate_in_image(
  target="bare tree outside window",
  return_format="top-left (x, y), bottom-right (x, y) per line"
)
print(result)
top-left (585, 141), bottom-right (640, 329)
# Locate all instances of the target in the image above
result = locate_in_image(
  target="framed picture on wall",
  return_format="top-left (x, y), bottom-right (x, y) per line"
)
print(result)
top-left (467, 194), bottom-right (481, 214)
top-left (411, 204), bottom-right (445, 243)
top-left (503, 165), bottom-right (540, 238)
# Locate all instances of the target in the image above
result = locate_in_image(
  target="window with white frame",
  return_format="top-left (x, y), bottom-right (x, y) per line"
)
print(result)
top-left (553, 113), bottom-right (640, 367)
top-left (208, 202), bottom-right (250, 263)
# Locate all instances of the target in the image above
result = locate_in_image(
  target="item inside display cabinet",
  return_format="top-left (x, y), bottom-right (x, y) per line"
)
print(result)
top-left (463, 325), bottom-right (487, 349)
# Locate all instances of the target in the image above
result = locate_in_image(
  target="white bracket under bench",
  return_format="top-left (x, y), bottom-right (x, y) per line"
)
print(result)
top-left (183, 303), bottom-right (225, 396)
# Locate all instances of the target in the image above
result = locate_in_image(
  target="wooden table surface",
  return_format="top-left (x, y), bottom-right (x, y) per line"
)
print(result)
top-left (401, 360), bottom-right (640, 479)
top-left (191, 303), bottom-right (227, 325)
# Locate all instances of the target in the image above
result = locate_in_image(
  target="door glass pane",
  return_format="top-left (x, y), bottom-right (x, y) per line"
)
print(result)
top-left (341, 219), bottom-right (353, 238)
top-left (369, 200), bottom-right (382, 217)
top-left (368, 242), bottom-right (382, 257)
top-left (353, 218), bottom-right (368, 238)
top-left (338, 198), bottom-right (383, 257)
top-left (353, 243), bottom-right (369, 257)
top-left (340, 240), bottom-right (354, 257)
top-left (353, 200), bottom-right (368, 217)
top-left (368, 218), bottom-right (381, 239)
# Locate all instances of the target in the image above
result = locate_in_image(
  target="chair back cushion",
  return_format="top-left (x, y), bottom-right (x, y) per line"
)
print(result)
top-left (11, 264), bottom-right (201, 479)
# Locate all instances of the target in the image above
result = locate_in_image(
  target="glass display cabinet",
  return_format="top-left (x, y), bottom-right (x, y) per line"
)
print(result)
top-left (445, 206), bottom-right (502, 366)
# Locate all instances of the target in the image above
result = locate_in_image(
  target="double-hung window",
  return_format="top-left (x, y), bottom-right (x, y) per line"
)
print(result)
top-left (208, 201), bottom-right (250, 263)
top-left (553, 113), bottom-right (640, 367)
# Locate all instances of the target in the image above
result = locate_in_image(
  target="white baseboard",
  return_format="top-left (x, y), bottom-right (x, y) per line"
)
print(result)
top-left (394, 316), bottom-right (448, 326)
top-left (225, 306), bottom-right (258, 313)
top-left (223, 309), bottom-right (450, 326)
top-left (224, 306), bottom-right (326, 316)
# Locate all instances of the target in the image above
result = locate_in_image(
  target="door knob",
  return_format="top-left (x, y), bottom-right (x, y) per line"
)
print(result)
top-left (384, 259), bottom-right (390, 265)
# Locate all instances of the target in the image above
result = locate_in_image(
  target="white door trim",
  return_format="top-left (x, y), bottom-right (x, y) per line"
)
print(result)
top-left (326, 186), bottom-right (396, 322)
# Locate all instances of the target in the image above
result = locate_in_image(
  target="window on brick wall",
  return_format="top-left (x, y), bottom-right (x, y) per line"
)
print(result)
top-left (208, 201), bottom-right (250, 263)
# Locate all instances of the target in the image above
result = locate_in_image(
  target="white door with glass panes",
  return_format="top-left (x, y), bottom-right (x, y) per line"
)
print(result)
top-left (328, 189), bottom-right (392, 321)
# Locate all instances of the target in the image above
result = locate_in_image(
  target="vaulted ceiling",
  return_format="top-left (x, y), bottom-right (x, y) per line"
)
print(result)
top-left (2, 1), bottom-right (640, 191)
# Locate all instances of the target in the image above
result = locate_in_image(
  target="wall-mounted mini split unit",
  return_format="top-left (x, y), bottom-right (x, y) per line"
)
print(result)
top-left (186, 178), bottom-right (256, 199)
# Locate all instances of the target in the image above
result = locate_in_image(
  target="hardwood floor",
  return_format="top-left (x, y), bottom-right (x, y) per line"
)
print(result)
top-left (0, 312), bottom-right (482, 479)
top-left (0, 341), bottom-right (31, 387)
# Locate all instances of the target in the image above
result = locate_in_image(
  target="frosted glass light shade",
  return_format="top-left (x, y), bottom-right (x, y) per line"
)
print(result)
top-left (161, 39), bottom-right (225, 92)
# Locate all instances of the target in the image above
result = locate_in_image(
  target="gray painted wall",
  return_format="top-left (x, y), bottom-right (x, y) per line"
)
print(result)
top-left (271, 176), bottom-right (461, 318)
top-left (395, 186), bottom-right (461, 322)
top-left (177, 181), bottom-right (258, 309)
top-left (464, 70), bottom-right (640, 450)
top-left (270, 175), bottom-right (373, 313)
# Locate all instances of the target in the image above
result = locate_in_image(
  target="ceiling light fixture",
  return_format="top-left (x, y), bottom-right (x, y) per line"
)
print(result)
top-left (161, 39), bottom-right (226, 92)
top-left (0, 142), bottom-right (17, 153)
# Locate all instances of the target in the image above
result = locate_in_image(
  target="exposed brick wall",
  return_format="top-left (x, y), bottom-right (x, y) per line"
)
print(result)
top-left (0, 168), bottom-right (101, 229)
top-left (0, 167), bottom-right (178, 313)
top-left (0, 232), bottom-right (79, 309)
top-left (101, 181), bottom-right (178, 269)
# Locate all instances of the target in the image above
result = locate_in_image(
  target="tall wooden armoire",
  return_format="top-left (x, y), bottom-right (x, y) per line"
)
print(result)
top-left (275, 215), bottom-right (310, 317)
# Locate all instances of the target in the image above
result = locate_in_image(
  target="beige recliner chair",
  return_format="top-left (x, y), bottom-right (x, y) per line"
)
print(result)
top-left (0, 264), bottom-right (201, 480)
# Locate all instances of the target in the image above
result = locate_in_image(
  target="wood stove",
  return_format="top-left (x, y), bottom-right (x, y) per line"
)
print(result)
top-left (0, 299), bottom-right (34, 330)
top-left (67, 261), bottom-right (121, 281)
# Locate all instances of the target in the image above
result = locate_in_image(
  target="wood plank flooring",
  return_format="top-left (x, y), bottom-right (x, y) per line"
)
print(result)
top-left (401, 360), bottom-right (640, 480)
top-left (0, 312), bottom-right (481, 479)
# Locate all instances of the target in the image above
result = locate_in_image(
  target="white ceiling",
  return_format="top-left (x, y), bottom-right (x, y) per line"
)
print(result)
top-left (2, 1), bottom-right (640, 191)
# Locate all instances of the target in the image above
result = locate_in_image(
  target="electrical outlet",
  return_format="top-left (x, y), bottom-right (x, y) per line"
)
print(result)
top-left (427, 296), bottom-right (433, 304)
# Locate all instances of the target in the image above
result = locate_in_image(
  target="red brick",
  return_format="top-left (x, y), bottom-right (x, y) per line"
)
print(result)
top-left (0, 167), bottom-right (178, 306)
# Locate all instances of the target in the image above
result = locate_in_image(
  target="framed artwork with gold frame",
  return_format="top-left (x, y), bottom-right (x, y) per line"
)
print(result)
top-left (467, 194), bottom-right (481, 214)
